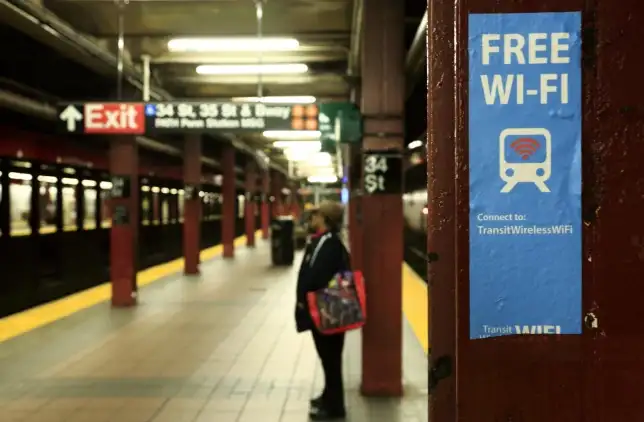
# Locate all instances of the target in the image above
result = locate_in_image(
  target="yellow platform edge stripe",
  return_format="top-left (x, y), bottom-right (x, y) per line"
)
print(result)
top-left (402, 262), bottom-right (429, 355)
top-left (0, 231), bottom-right (262, 344)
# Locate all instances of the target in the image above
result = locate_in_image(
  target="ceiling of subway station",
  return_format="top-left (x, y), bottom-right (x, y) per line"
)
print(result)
top-left (44, 0), bottom-right (353, 100)
top-left (0, 0), bottom-right (427, 182)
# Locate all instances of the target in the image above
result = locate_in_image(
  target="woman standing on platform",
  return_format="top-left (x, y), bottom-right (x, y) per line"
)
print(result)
top-left (295, 201), bottom-right (350, 421)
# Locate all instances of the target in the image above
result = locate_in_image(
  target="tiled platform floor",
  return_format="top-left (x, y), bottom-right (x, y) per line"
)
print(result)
top-left (0, 240), bottom-right (428, 421)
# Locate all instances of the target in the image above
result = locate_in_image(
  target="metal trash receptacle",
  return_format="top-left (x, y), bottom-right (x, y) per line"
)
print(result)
top-left (271, 216), bottom-right (295, 266)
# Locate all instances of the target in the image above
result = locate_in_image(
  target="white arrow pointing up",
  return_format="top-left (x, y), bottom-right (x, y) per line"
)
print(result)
top-left (59, 105), bottom-right (83, 132)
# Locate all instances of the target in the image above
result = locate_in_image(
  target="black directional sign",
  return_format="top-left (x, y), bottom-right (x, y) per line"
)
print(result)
top-left (110, 175), bottom-right (131, 199)
top-left (144, 102), bottom-right (321, 133)
top-left (56, 101), bottom-right (364, 138)
top-left (362, 151), bottom-right (403, 195)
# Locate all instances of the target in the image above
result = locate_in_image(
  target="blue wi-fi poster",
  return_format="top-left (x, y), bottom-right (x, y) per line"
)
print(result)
top-left (468, 12), bottom-right (582, 339)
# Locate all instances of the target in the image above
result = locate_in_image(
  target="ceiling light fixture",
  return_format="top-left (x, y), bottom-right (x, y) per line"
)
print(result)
top-left (273, 140), bottom-right (321, 150)
top-left (196, 63), bottom-right (308, 75)
top-left (307, 152), bottom-right (333, 167)
top-left (307, 175), bottom-right (338, 184)
top-left (168, 37), bottom-right (300, 52)
top-left (408, 140), bottom-right (423, 149)
top-left (232, 96), bottom-right (316, 104)
top-left (264, 130), bottom-right (321, 140)
top-left (284, 150), bottom-right (331, 164)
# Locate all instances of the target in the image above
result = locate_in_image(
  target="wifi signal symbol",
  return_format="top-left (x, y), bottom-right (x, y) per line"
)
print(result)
top-left (510, 137), bottom-right (540, 160)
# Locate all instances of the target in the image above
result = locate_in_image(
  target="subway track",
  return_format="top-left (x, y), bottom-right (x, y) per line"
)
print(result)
top-left (404, 227), bottom-right (428, 282)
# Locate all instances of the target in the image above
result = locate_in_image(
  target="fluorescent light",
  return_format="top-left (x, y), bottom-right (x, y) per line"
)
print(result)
top-left (264, 130), bottom-right (321, 140)
top-left (308, 152), bottom-right (332, 166)
top-left (308, 175), bottom-right (338, 184)
top-left (408, 140), bottom-right (423, 149)
top-left (168, 37), bottom-right (299, 52)
top-left (284, 151), bottom-right (331, 165)
top-left (232, 96), bottom-right (316, 104)
top-left (284, 150), bottom-right (312, 161)
top-left (196, 63), bottom-right (308, 75)
top-left (273, 140), bottom-right (321, 150)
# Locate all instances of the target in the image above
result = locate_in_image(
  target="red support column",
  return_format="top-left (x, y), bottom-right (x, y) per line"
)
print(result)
top-left (427, 0), bottom-right (457, 419)
top-left (261, 170), bottom-right (270, 239)
top-left (245, 162), bottom-right (257, 247)
top-left (183, 135), bottom-right (201, 275)
top-left (221, 146), bottom-right (235, 258)
top-left (291, 187), bottom-right (301, 218)
top-left (271, 172), bottom-right (283, 217)
top-left (359, 0), bottom-right (404, 396)
top-left (109, 136), bottom-right (138, 307)
top-left (427, 0), bottom-right (457, 418)
top-left (348, 145), bottom-right (363, 271)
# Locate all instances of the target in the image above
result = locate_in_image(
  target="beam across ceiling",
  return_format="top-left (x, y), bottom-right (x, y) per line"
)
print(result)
top-left (171, 73), bottom-right (350, 85)
top-left (1, 0), bottom-right (289, 176)
top-left (405, 10), bottom-right (427, 98)
top-left (152, 51), bottom-right (348, 65)
top-left (81, 30), bottom-right (352, 43)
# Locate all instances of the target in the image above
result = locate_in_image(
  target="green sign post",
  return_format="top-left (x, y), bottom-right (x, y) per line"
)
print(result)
top-left (318, 102), bottom-right (363, 155)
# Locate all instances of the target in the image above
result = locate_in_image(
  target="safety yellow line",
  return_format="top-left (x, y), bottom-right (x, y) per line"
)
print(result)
top-left (402, 262), bottom-right (429, 354)
top-left (0, 231), bottom-right (261, 344)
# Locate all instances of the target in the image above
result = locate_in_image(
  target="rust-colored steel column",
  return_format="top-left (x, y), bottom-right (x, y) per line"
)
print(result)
top-left (221, 146), bottom-right (235, 258)
top-left (427, 0), bottom-right (457, 419)
top-left (348, 145), bottom-right (363, 271)
top-left (448, 1), bottom-right (588, 421)
top-left (288, 183), bottom-right (299, 217)
top-left (109, 136), bottom-right (138, 307)
top-left (261, 170), bottom-right (270, 239)
top-left (245, 162), bottom-right (257, 247)
top-left (183, 135), bottom-right (201, 275)
top-left (348, 88), bottom-right (363, 271)
top-left (271, 171), bottom-right (283, 217)
top-left (586, 3), bottom-right (644, 421)
top-left (359, 0), bottom-right (404, 396)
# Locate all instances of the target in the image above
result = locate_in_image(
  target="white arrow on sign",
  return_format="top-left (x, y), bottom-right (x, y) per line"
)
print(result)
top-left (59, 105), bottom-right (83, 132)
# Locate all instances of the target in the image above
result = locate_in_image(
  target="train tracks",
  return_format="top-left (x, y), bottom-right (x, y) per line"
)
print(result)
top-left (404, 242), bottom-right (427, 282)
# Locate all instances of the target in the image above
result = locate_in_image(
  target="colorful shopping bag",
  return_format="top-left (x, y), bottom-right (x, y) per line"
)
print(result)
top-left (307, 270), bottom-right (366, 335)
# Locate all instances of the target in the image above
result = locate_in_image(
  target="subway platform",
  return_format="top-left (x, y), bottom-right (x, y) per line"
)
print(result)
top-left (0, 238), bottom-right (428, 422)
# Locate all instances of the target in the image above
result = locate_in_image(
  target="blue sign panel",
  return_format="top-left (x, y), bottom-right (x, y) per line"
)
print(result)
top-left (468, 12), bottom-right (582, 339)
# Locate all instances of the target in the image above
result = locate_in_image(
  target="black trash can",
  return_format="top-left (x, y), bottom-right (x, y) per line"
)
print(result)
top-left (271, 216), bottom-right (295, 266)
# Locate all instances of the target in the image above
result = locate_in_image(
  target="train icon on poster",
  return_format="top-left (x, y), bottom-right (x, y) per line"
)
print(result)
top-left (499, 128), bottom-right (552, 193)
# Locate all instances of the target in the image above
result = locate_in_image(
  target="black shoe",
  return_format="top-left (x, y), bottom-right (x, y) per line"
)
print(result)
top-left (310, 395), bottom-right (324, 409)
top-left (309, 406), bottom-right (346, 421)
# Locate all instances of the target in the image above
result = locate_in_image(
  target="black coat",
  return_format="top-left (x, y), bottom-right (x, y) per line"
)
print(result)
top-left (295, 230), bottom-right (350, 333)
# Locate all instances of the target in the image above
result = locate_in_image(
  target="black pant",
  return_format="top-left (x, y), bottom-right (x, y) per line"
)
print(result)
top-left (311, 329), bottom-right (346, 413)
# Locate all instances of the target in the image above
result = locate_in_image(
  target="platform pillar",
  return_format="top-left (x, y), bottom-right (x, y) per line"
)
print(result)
top-left (271, 171), bottom-right (283, 217)
top-left (348, 145), bottom-right (363, 271)
top-left (359, 0), bottom-right (404, 397)
top-left (261, 170), bottom-right (270, 239)
top-left (245, 162), bottom-right (257, 247)
top-left (438, 1), bottom-right (644, 421)
top-left (291, 186), bottom-right (301, 218)
top-left (183, 135), bottom-right (201, 275)
top-left (221, 146), bottom-right (235, 258)
top-left (109, 136), bottom-right (138, 307)
top-left (426, 0), bottom-right (457, 418)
